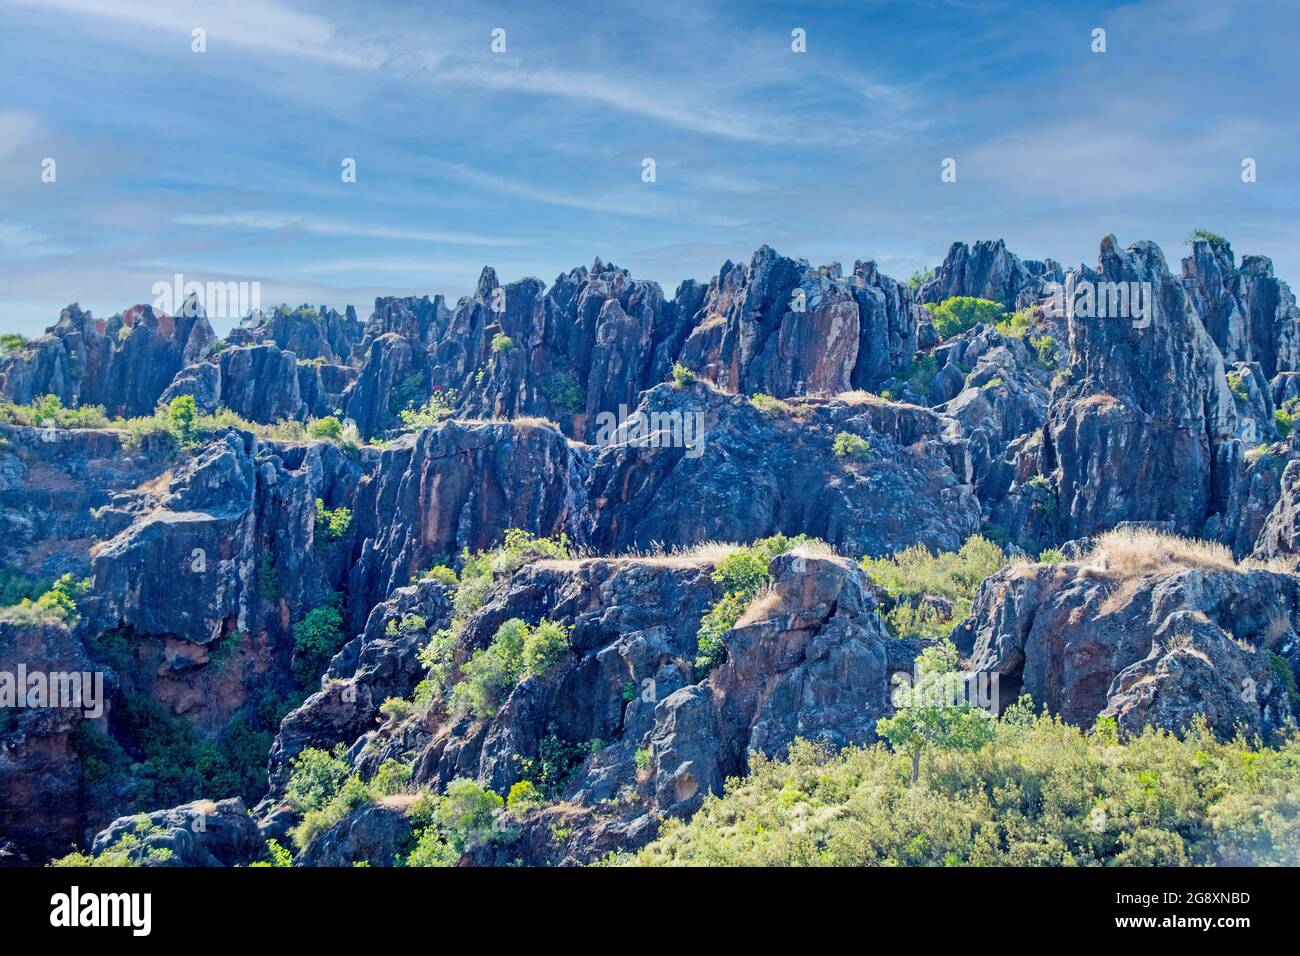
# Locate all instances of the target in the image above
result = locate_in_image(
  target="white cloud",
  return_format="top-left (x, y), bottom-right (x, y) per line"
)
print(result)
top-left (172, 211), bottom-right (533, 247)
top-left (1, 0), bottom-right (371, 66)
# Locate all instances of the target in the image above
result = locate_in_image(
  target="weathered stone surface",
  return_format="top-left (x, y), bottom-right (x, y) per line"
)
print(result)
top-left (91, 797), bottom-right (261, 867)
top-left (585, 382), bottom-right (980, 557)
top-left (961, 555), bottom-right (1299, 739)
top-left (919, 239), bottom-right (1062, 311)
top-left (0, 304), bottom-right (215, 417)
top-left (1041, 237), bottom-right (1238, 542)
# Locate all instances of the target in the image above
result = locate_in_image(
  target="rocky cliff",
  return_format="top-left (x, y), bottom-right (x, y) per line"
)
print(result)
top-left (3, 232), bottom-right (1299, 866)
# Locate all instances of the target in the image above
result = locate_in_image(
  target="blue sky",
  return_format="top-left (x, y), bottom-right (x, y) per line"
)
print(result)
top-left (1, 0), bottom-right (1296, 336)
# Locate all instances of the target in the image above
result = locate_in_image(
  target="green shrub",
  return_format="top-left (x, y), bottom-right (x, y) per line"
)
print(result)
top-left (285, 745), bottom-right (351, 814)
top-left (906, 268), bottom-right (933, 290)
top-left (506, 779), bottom-right (543, 815)
top-left (860, 535), bottom-right (1006, 639)
top-left (399, 388), bottom-right (458, 430)
top-left (379, 697), bottom-right (415, 723)
top-left (1187, 228), bottom-right (1227, 246)
top-left (750, 393), bottom-right (792, 415)
top-left (403, 779), bottom-right (504, 866)
top-left (369, 758), bottom-right (413, 796)
top-left (306, 416), bottom-right (343, 440)
top-left (1276, 408), bottom-right (1294, 439)
top-left (541, 369), bottom-right (585, 415)
top-left (292, 775), bottom-right (373, 850)
top-left (0, 573), bottom-right (91, 626)
top-left (0, 332), bottom-right (28, 353)
top-left (671, 363), bottom-right (695, 386)
top-left (1227, 371), bottom-right (1250, 402)
top-left (52, 824), bottom-right (176, 868)
top-left (450, 617), bottom-right (571, 718)
top-left (0, 563), bottom-right (48, 607)
top-left (635, 747), bottom-right (652, 771)
top-left (995, 306), bottom-right (1038, 338)
top-left (695, 534), bottom-right (815, 674)
top-left (925, 297), bottom-right (1006, 340)
top-left (631, 706), bottom-right (1300, 866)
top-left (314, 498), bottom-right (352, 541)
top-left (895, 353), bottom-right (938, 393)
top-left (491, 333), bottom-right (517, 353)
top-left (248, 839), bottom-right (293, 867)
top-left (1038, 548), bottom-right (1066, 564)
top-left (832, 431), bottom-right (870, 461)
top-left (421, 565), bottom-right (459, 588)
top-left (291, 599), bottom-right (347, 686)
top-left (1032, 334), bottom-right (1061, 367)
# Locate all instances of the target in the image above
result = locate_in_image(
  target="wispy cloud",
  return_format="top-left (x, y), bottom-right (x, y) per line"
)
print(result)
top-left (172, 212), bottom-right (533, 247)
top-left (2, 0), bottom-right (372, 66)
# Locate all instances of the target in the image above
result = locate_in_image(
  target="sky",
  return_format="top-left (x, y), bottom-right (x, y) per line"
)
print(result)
top-left (0, 0), bottom-right (1296, 336)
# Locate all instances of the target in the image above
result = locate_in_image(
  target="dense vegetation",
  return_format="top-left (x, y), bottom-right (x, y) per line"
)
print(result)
top-left (859, 535), bottom-right (1006, 639)
top-left (631, 704), bottom-right (1300, 866)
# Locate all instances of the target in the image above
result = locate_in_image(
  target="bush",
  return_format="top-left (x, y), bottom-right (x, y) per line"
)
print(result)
top-left (832, 431), bottom-right (870, 461)
top-left (0, 332), bottom-right (28, 353)
top-left (1227, 371), bottom-right (1250, 402)
top-left (631, 708), bottom-right (1300, 866)
top-left (895, 353), bottom-right (938, 393)
top-left (1187, 227), bottom-right (1227, 246)
top-left (399, 388), bottom-right (458, 430)
top-left (860, 535), bottom-right (1007, 639)
top-left (491, 333), bottom-right (517, 353)
top-left (285, 745), bottom-right (351, 814)
top-left (421, 565), bottom-right (459, 588)
top-left (370, 758), bottom-right (413, 796)
top-left (292, 599), bottom-right (347, 686)
top-left (925, 297), bottom-right (1006, 340)
top-left (671, 363), bottom-right (695, 386)
top-left (450, 617), bottom-right (571, 718)
top-left (750, 393), bottom-right (792, 415)
top-left (403, 779), bottom-right (504, 866)
top-left (541, 369), bottom-right (585, 415)
top-left (0, 573), bottom-right (91, 625)
top-left (906, 268), bottom-right (933, 290)
top-left (995, 306), bottom-right (1038, 339)
top-left (314, 498), bottom-right (352, 541)
top-left (379, 697), bottom-right (415, 724)
top-left (1032, 334), bottom-right (1061, 367)
top-left (506, 779), bottom-right (543, 815)
top-left (1276, 408), bottom-right (1294, 439)
top-left (695, 534), bottom-right (816, 674)
top-left (306, 416), bottom-right (343, 441)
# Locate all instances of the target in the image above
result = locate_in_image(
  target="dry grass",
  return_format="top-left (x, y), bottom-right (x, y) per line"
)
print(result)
top-left (735, 587), bottom-right (782, 627)
top-left (1087, 527), bottom-right (1238, 577)
top-left (789, 539), bottom-right (840, 558)
top-left (534, 540), bottom-right (741, 571)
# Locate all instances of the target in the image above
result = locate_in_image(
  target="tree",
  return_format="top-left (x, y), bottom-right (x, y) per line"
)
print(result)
top-left (876, 641), bottom-right (995, 783)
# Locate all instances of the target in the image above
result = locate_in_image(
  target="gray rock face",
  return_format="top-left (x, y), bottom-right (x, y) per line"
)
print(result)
top-left (295, 801), bottom-right (413, 867)
top-left (585, 382), bottom-right (981, 558)
top-left (677, 247), bottom-right (922, 398)
top-left (91, 798), bottom-right (261, 866)
top-left (1042, 237), bottom-right (1238, 542)
top-left (1181, 237), bottom-right (1300, 379)
top-left (0, 304), bottom-right (215, 417)
top-left (346, 420), bottom-right (579, 620)
top-left (267, 577), bottom-right (453, 793)
top-left (919, 239), bottom-right (1062, 311)
top-left (960, 555), bottom-right (1298, 739)
top-left (653, 553), bottom-right (892, 815)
